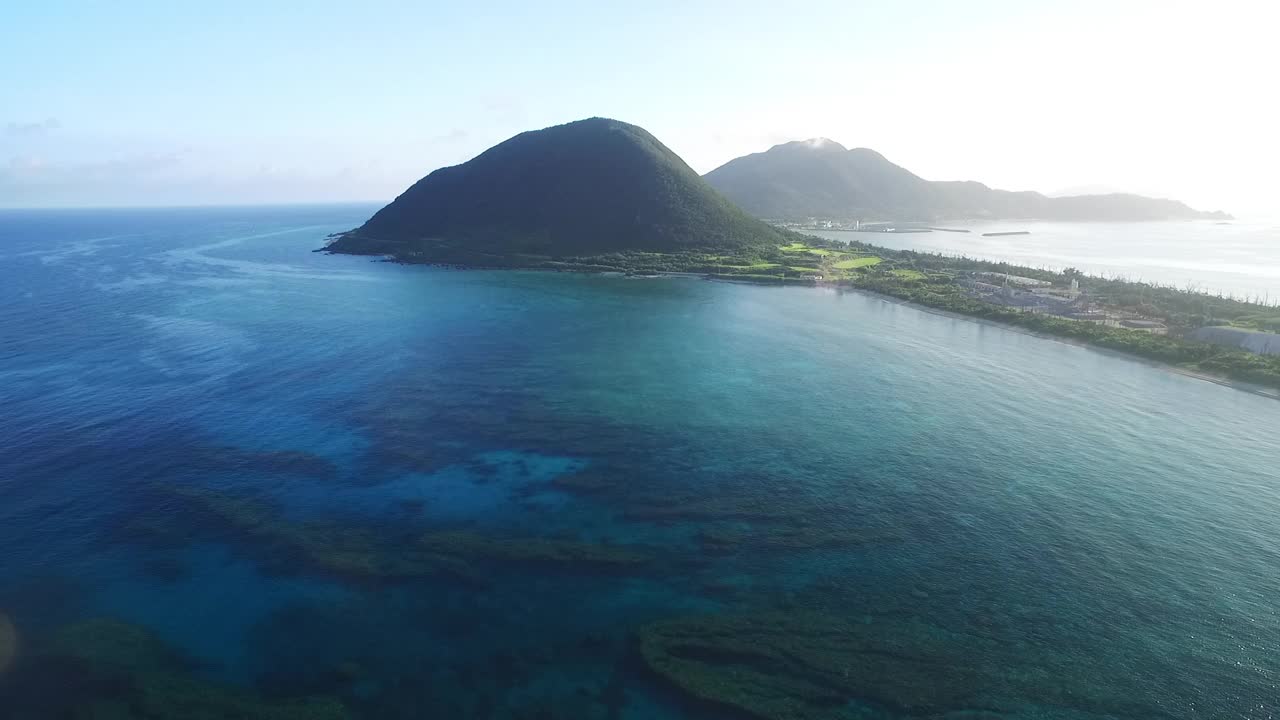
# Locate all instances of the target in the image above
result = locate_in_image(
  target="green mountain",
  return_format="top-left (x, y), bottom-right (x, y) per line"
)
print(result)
top-left (703, 138), bottom-right (1230, 222)
top-left (327, 118), bottom-right (793, 264)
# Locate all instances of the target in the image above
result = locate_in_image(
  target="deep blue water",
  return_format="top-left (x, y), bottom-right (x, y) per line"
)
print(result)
top-left (1, 205), bottom-right (1279, 719)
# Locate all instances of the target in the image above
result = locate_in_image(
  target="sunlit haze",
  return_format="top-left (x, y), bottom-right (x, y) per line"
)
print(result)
top-left (2, 0), bottom-right (1276, 213)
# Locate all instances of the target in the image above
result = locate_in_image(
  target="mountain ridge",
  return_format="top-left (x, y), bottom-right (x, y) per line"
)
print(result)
top-left (704, 139), bottom-right (1230, 222)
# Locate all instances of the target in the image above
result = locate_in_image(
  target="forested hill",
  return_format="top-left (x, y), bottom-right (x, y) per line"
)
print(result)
top-left (327, 118), bottom-right (794, 262)
top-left (704, 138), bottom-right (1230, 222)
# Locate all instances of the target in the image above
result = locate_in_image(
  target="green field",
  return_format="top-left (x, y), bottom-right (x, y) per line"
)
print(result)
top-left (834, 256), bottom-right (883, 270)
top-left (891, 269), bottom-right (926, 280)
top-left (1231, 312), bottom-right (1280, 332)
top-left (780, 242), bottom-right (833, 256)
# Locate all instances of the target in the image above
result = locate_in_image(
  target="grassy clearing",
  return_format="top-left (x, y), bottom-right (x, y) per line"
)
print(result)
top-left (1231, 313), bottom-right (1280, 332)
top-left (780, 242), bottom-right (833, 256)
top-left (834, 256), bottom-right (883, 270)
top-left (891, 269), bottom-right (926, 280)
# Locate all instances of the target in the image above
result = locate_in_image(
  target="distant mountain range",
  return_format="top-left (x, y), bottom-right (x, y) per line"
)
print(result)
top-left (703, 138), bottom-right (1230, 222)
top-left (327, 118), bottom-right (792, 262)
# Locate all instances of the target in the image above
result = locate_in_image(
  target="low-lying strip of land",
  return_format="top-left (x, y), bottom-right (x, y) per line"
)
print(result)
top-left (329, 234), bottom-right (1280, 392)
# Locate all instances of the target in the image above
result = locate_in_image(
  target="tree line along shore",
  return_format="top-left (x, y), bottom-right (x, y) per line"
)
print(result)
top-left (739, 236), bottom-right (1280, 393)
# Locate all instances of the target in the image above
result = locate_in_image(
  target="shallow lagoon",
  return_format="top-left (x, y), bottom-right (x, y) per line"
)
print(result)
top-left (1, 206), bottom-right (1278, 718)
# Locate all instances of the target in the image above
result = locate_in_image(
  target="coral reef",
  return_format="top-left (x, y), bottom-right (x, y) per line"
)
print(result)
top-left (160, 486), bottom-right (489, 586)
top-left (556, 468), bottom-right (908, 555)
top-left (0, 619), bottom-right (348, 719)
top-left (153, 485), bottom-right (652, 586)
top-left (44, 618), bottom-right (183, 672)
top-left (141, 445), bottom-right (339, 482)
top-left (419, 531), bottom-right (650, 568)
top-left (638, 611), bottom-right (1175, 720)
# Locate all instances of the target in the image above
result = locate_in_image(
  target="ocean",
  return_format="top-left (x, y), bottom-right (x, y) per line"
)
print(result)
top-left (1, 205), bottom-right (1278, 719)
top-left (814, 218), bottom-right (1280, 302)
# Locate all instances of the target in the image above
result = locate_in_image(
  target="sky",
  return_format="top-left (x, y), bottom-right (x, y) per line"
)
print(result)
top-left (2, 0), bottom-right (1277, 214)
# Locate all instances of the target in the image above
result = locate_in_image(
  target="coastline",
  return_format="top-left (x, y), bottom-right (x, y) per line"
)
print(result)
top-left (329, 249), bottom-right (1280, 402)
top-left (844, 285), bottom-right (1280, 401)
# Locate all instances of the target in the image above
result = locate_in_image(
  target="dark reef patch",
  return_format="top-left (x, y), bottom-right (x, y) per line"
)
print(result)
top-left (418, 531), bottom-right (651, 569)
top-left (637, 611), bottom-right (1180, 720)
top-left (142, 484), bottom-right (657, 587)
top-left (0, 618), bottom-right (349, 719)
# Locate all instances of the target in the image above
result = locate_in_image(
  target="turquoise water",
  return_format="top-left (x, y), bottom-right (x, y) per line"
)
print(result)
top-left (1, 205), bottom-right (1279, 718)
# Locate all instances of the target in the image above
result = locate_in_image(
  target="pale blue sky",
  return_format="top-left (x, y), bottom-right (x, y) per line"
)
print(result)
top-left (2, 0), bottom-right (1275, 212)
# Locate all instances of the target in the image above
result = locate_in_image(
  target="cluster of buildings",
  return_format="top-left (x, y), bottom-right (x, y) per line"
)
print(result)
top-left (772, 218), bottom-right (839, 231)
top-left (958, 272), bottom-right (1169, 334)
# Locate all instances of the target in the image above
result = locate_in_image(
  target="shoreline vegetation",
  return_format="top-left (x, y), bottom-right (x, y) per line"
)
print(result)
top-left (323, 231), bottom-right (1280, 396)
